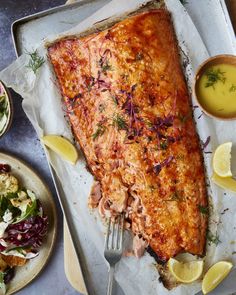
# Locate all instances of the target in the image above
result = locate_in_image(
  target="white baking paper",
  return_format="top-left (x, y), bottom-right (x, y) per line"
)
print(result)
top-left (1, 1), bottom-right (236, 294)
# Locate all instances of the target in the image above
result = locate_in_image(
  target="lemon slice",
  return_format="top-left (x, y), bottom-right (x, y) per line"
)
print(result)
top-left (167, 258), bottom-right (203, 283)
top-left (213, 142), bottom-right (232, 177)
top-left (212, 173), bottom-right (236, 192)
top-left (202, 261), bottom-right (233, 294)
top-left (41, 135), bottom-right (78, 164)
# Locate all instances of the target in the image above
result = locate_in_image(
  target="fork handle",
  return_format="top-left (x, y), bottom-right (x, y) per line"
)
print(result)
top-left (107, 265), bottom-right (115, 295)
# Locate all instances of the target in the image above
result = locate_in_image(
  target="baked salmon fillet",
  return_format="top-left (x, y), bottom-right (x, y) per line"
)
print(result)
top-left (48, 9), bottom-right (208, 265)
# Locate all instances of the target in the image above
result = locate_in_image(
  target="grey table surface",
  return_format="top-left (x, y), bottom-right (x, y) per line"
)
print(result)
top-left (0, 0), bottom-right (80, 294)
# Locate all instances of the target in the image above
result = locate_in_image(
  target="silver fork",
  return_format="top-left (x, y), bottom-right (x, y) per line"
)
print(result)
top-left (104, 214), bottom-right (124, 295)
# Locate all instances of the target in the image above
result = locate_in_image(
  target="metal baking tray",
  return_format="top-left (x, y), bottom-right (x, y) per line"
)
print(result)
top-left (10, 1), bottom-right (236, 295)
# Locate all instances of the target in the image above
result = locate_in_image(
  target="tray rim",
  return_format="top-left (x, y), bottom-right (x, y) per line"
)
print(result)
top-left (11, 0), bottom-right (99, 57)
top-left (11, 0), bottom-right (235, 58)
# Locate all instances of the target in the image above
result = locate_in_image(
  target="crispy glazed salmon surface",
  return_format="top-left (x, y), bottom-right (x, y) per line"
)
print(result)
top-left (48, 9), bottom-right (208, 262)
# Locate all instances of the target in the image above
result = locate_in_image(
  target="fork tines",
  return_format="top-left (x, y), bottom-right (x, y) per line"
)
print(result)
top-left (105, 214), bottom-right (124, 252)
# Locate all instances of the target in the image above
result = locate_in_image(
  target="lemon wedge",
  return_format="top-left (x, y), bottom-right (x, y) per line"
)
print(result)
top-left (41, 135), bottom-right (78, 165)
top-left (213, 142), bottom-right (232, 177)
top-left (202, 261), bottom-right (233, 294)
top-left (167, 258), bottom-right (203, 283)
top-left (212, 173), bottom-right (236, 192)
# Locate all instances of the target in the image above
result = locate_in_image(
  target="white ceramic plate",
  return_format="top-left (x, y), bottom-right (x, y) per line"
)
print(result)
top-left (0, 152), bottom-right (57, 295)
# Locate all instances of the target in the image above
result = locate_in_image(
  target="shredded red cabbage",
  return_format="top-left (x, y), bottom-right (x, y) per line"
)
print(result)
top-left (153, 155), bottom-right (174, 175)
top-left (0, 164), bottom-right (11, 173)
top-left (6, 215), bottom-right (48, 249)
top-left (4, 267), bottom-right (15, 284)
top-left (0, 243), bottom-right (6, 251)
top-left (202, 136), bottom-right (211, 149)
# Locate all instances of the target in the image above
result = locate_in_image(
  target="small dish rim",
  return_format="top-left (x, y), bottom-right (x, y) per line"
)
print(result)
top-left (0, 81), bottom-right (13, 137)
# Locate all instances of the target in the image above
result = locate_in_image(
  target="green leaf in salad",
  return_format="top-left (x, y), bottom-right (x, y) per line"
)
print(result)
top-left (0, 197), bottom-right (9, 217)
top-left (6, 246), bottom-right (31, 256)
top-left (13, 192), bottom-right (38, 224)
top-left (0, 94), bottom-right (8, 128)
top-left (0, 272), bottom-right (6, 294)
top-left (0, 96), bottom-right (7, 111)
top-left (5, 192), bottom-right (18, 199)
top-left (0, 196), bottom-right (21, 220)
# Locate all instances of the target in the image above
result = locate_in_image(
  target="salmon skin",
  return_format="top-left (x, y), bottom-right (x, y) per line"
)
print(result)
top-left (48, 9), bottom-right (208, 264)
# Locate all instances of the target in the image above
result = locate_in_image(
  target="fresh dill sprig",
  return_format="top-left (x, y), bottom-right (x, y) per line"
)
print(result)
top-left (145, 119), bottom-right (153, 128)
top-left (178, 113), bottom-right (191, 123)
top-left (98, 104), bottom-right (106, 113)
top-left (112, 114), bottom-right (128, 131)
top-left (111, 95), bottom-right (119, 106)
top-left (205, 68), bottom-right (226, 89)
top-left (148, 185), bottom-right (156, 192)
top-left (135, 52), bottom-right (144, 61)
top-left (198, 205), bottom-right (208, 215)
top-left (92, 123), bottom-right (106, 140)
top-left (207, 231), bottom-right (221, 245)
top-left (160, 141), bottom-right (168, 150)
top-left (229, 84), bottom-right (236, 92)
top-left (101, 62), bottom-right (112, 73)
top-left (26, 50), bottom-right (45, 74)
top-left (165, 191), bottom-right (184, 202)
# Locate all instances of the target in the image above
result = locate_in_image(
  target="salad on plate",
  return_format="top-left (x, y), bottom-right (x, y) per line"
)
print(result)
top-left (0, 163), bottom-right (48, 293)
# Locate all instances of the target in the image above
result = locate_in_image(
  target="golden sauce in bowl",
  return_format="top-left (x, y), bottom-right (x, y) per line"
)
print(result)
top-left (195, 55), bottom-right (236, 119)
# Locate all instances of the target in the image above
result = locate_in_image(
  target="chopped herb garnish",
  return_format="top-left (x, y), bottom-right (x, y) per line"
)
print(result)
top-left (205, 68), bottom-right (226, 89)
top-left (207, 231), bottom-right (221, 245)
top-left (145, 120), bottom-right (153, 128)
top-left (135, 52), bottom-right (144, 61)
top-left (147, 136), bottom-right (153, 142)
top-left (198, 205), bottom-right (208, 215)
top-left (111, 95), bottom-right (119, 105)
top-left (98, 104), bottom-right (106, 113)
top-left (176, 154), bottom-right (184, 161)
top-left (26, 50), bottom-right (45, 74)
top-left (92, 123), bottom-right (106, 140)
top-left (87, 76), bottom-right (95, 92)
top-left (179, 0), bottom-right (188, 4)
top-left (160, 141), bottom-right (168, 150)
top-left (99, 49), bottom-right (112, 73)
top-left (121, 74), bottom-right (129, 81)
top-left (148, 185), bottom-right (156, 192)
top-left (178, 113), bottom-right (191, 123)
top-left (229, 84), bottom-right (236, 92)
top-left (165, 191), bottom-right (184, 202)
top-left (112, 114), bottom-right (128, 131)
top-left (101, 62), bottom-right (112, 73)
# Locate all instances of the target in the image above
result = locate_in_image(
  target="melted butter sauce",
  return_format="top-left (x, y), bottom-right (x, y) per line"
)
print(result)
top-left (197, 64), bottom-right (236, 118)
